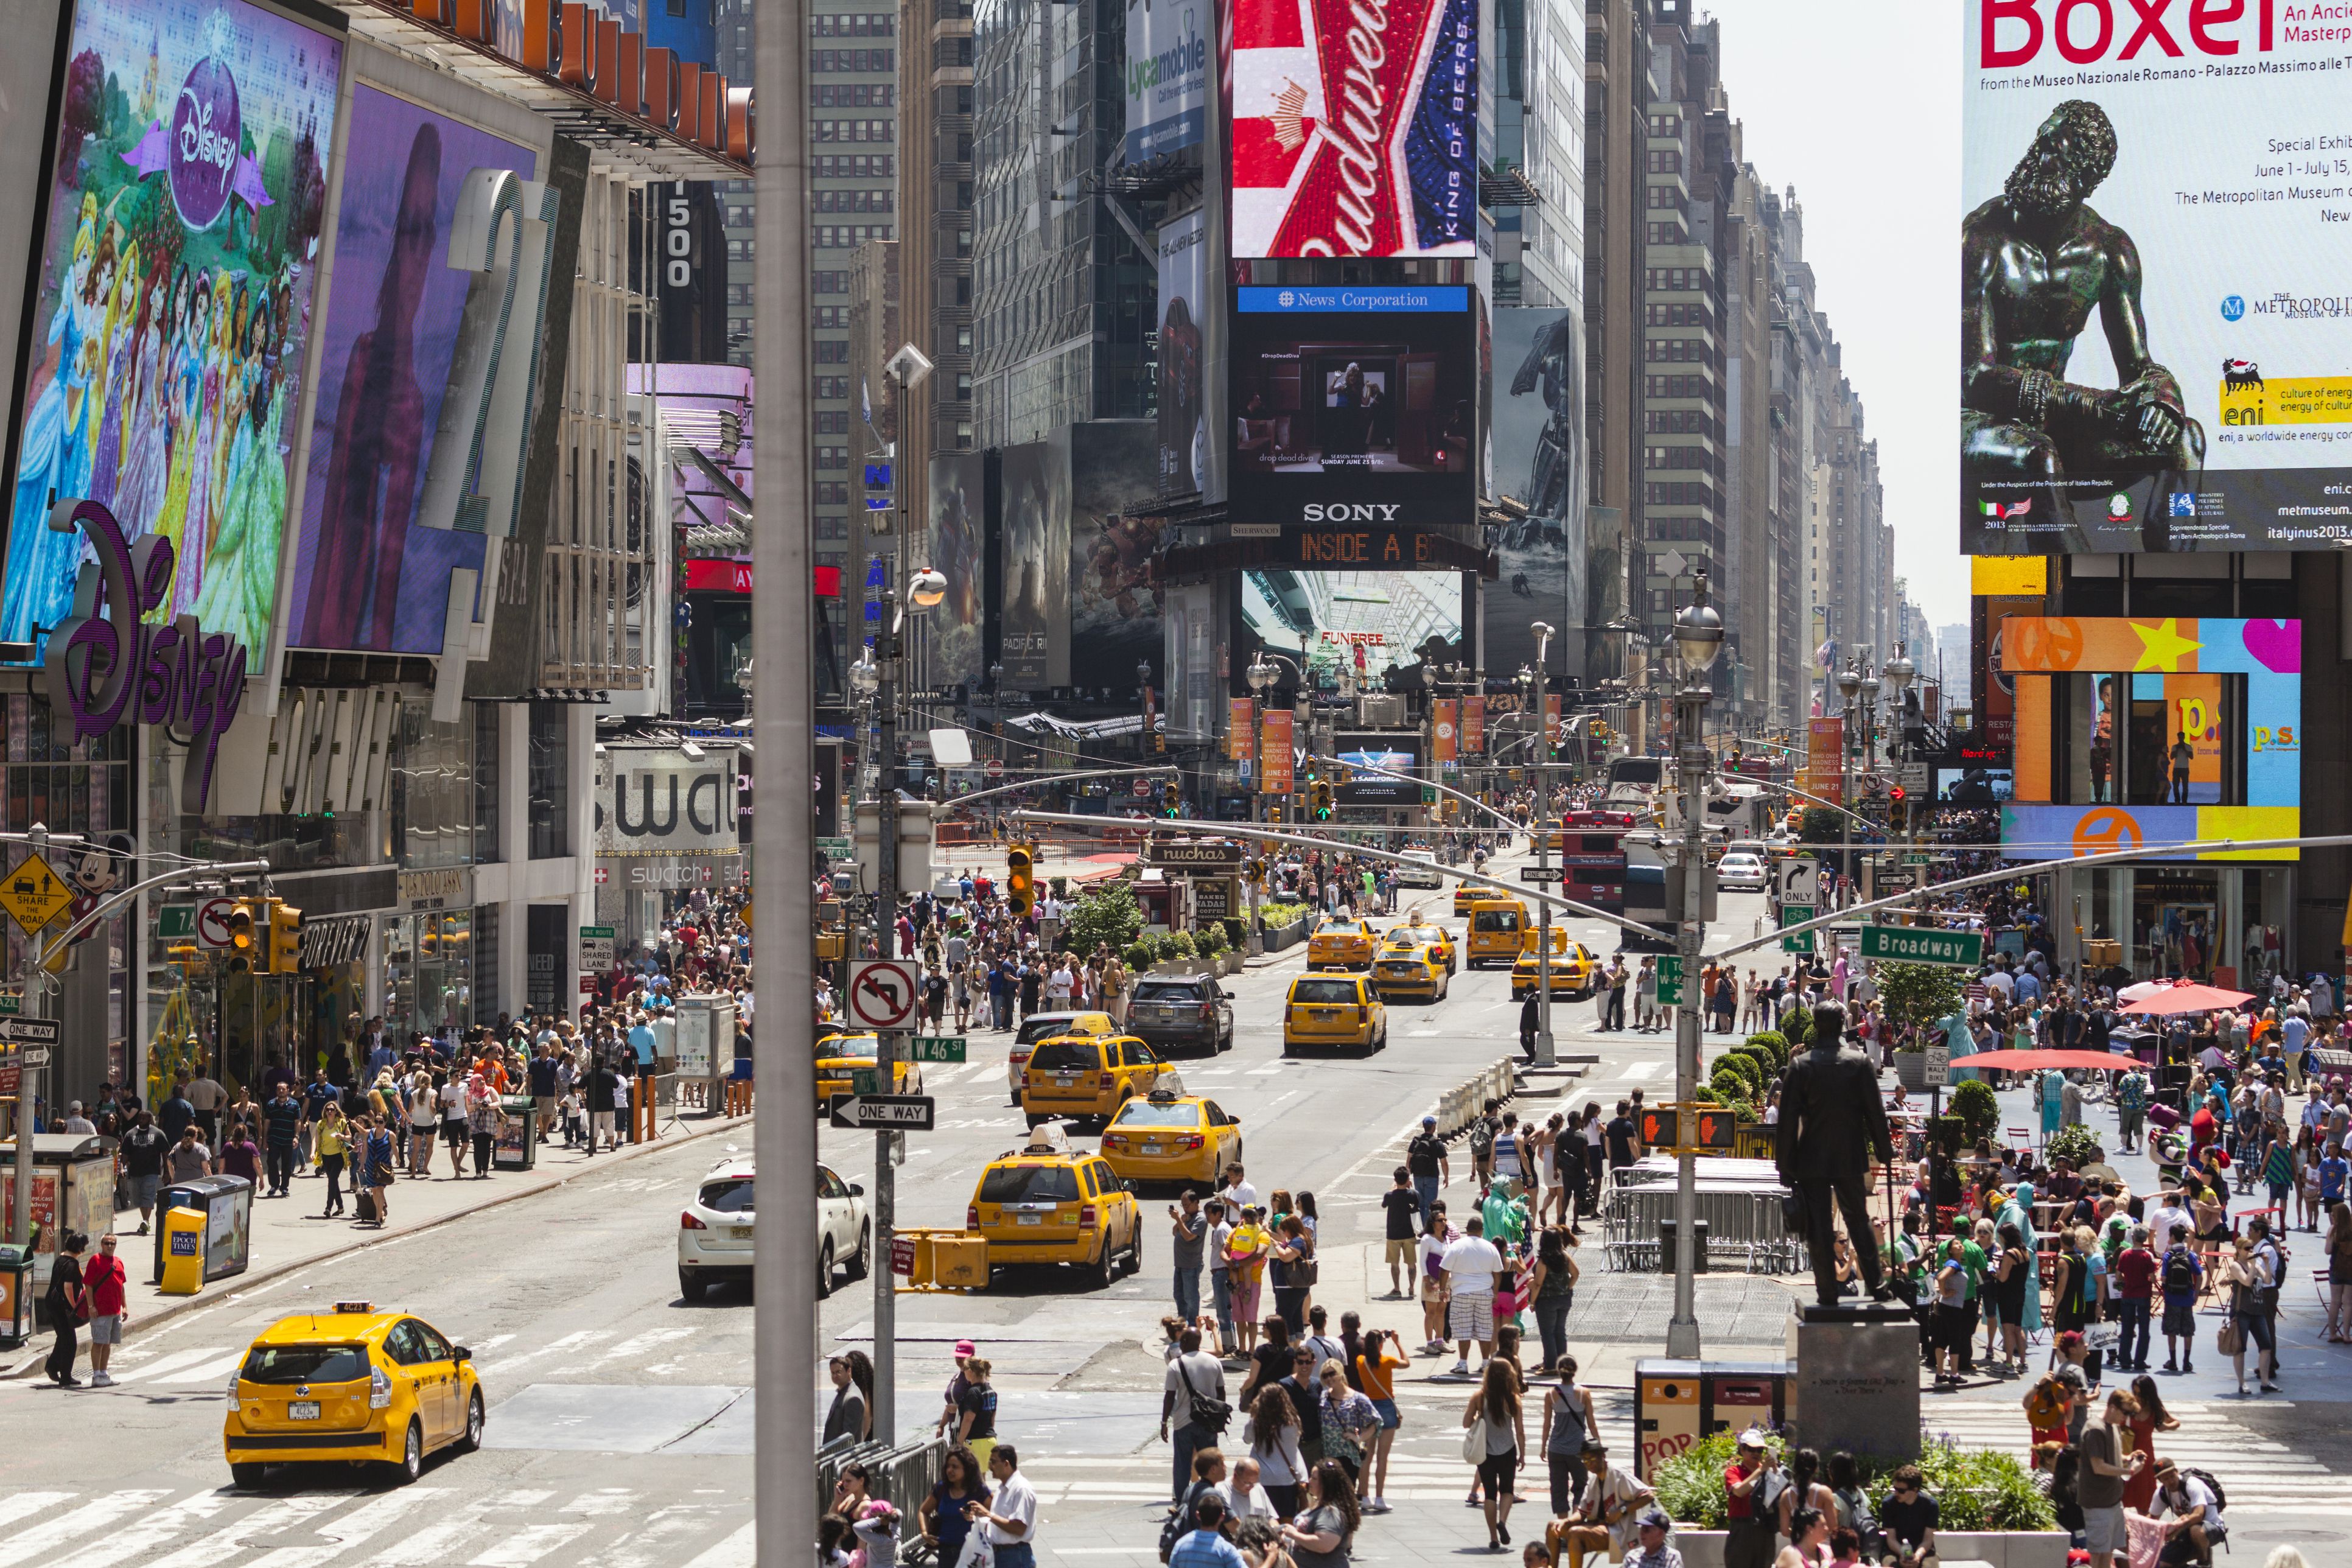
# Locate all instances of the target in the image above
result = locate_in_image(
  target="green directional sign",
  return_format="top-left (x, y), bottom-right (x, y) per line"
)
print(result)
top-left (1780, 905), bottom-right (1817, 955)
top-left (159, 905), bottom-right (197, 940)
top-left (1656, 954), bottom-right (1685, 1007)
top-left (849, 1066), bottom-right (886, 1097)
top-left (1858, 925), bottom-right (1984, 968)
top-left (911, 1036), bottom-right (968, 1063)
top-left (1903, 853), bottom-right (1934, 866)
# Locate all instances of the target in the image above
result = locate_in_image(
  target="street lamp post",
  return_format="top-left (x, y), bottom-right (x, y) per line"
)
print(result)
top-left (1529, 626), bottom-right (1556, 1070)
top-left (1882, 644), bottom-right (1917, 914)
top-left (1667, 570), bottom-right (1723, 1360)
top-left (1245, 652), bottom-right (1301, 956)
top-left (1834, 663), bottom-right (1862, 895)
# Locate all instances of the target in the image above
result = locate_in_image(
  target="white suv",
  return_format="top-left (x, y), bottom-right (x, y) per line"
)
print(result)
top-left (678, 1157), bottom-right (870, 1300)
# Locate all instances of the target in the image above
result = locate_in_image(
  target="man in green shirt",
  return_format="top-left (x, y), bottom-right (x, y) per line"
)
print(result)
top-left (1952, 1217), bottom-right (1990, 1375)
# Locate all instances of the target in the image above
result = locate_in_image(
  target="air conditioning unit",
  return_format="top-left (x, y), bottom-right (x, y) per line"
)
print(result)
top-left (1357, 694), bottom-right (1407, 726)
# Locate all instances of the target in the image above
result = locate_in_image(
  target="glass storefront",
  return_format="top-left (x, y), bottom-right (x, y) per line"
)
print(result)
top-left (2074, 863), bottom-right (2292, 990)
top-left (383, 909), bottom-right (474, 1052)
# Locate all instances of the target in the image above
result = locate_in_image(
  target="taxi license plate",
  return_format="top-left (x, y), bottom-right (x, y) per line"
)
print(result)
top-left (289, 1401), bottom-right (321, 1421)
top-left (1055, 1075), bottom-right (1077, 1087)
top-left (1141, 1143), bottom-right (1163, 1155)
top-left (732, 1226), bottom-right (754, 1239)
top-left (1316, 1009), bottom-right (1338, 1020)
top-left (1017, 1213), bottom-right (1044, 1226)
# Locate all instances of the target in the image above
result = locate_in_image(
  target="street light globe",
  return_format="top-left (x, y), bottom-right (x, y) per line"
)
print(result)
top-left (1883, 644), bottom-right (1916, 694)
top-left (1671, 570), bottom-right (1723, 673)
top-left (907, 567), bottom-right (948, 611)
top-left (849, 652), bottom-right (881, 697)
top-left (1858, 671), bottom-right (1882, 703)
top-left (1835, 665), bottom-right (1862, 703)
top-left (1514, 664), bottom-right (1535, 695)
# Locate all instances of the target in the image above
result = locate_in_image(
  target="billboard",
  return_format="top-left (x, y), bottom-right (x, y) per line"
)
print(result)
top-left (1071, 422), bottom-right (1164, 682)
top-left (1239, 569), bottom-right (1465, 690)
top-left (1124, 0), bottom-right (1208, 161)
top-left (1963, 1), bottom-right (2352, 551)
top-left (593, 743), bottom-right (742, 859)
top-left (1230, 0), bottom-right (1476, 256)
top-left (4, 0), bottom-right (346, 657)
top-left (1157, 209), bottom-right (1208, 500)
top-left (1230, 285), bottom-right (1475, 528)
top-left (1489, 305), bottom-right (1586, 686)
top-left (289, 83), bottom-right (543, 653)
top-left (998, 438), bottom-right (1069, 688)
top-left (928, 450), bottom-right (985, 691)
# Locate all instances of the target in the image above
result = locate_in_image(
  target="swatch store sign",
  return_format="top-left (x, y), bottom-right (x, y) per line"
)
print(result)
top-left (593, 744), bottom-right (744, 890)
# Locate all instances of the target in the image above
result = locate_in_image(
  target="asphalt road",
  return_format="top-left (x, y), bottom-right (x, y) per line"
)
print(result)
top-left (1, 840), bottom-right (1746, 1568)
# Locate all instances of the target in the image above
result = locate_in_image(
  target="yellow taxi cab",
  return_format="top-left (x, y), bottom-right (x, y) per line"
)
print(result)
top-left (1511, 928), bottom-right (1599, 1000)
top-left (1371, 943), bottom-right (1449, 1003)
top-left (1281, 973), bottom-right (1388, 1055)
top-left (967, 1124), bottom-right (1143, 1287)
top-left (223, 1301), bottom-right (481, 1486)
top-left (1383, 917), bottom-right (1457, 975)
top-left (1454, 881), bottom-right (1491, 917)
top-left (814, 1032), bottom-right (925, 1103)
top-left (1307, 916), bottom-right (1380, 970)
top-left (1022, 1032), bottom-right (1174, 1128)
top-left (1099, 1088), bottom-right (1243, 1186)
top-left (1465, 897), bottom-right (1530, 967)
top-left (1009, 1009), bottom-right (1120, 1097)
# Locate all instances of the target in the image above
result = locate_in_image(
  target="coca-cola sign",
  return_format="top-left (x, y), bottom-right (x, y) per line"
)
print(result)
top-left (169, 55), bottom-right (243, 233)
top-left (1231, 0), bottom-right (1477, 257)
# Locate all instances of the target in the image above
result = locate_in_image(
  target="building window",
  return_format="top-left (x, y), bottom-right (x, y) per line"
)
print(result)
top-left (474, 703), bottom-right (502, 864)
top-left (471, 903), bottom-right (501, 1028)
top-left (527, 702), bottom-right (569, 860)
top-left (817, 446), bottom-right (849, 469)
top-left (814, 411), bottom-right (849, 433)
top-left (814, 480), bottom-right (850, 504)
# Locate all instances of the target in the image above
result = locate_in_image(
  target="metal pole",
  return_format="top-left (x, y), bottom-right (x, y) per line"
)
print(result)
top-left (1531, 655), bottom-right (1554, 1069)
top-left (753, 0), bottom-right (818, 1552)
top-left (872, 606), bottom-right (901, 1447)
top-left (10, 825), bottom-right (45, 1247)
top-left (1668, 683), bottom-right (1704, 1360)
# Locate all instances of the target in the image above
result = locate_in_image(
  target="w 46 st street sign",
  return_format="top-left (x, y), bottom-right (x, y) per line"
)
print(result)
top-left (1857, 925), bottom-right (1984, 968)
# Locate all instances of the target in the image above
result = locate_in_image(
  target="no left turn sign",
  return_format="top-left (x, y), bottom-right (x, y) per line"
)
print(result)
top-left (845, 959), bottom-right (920, 1030)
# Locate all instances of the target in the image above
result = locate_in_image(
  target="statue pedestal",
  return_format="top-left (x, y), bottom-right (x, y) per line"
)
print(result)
top-left (1784, 1303), bottom-right (1920, 1463)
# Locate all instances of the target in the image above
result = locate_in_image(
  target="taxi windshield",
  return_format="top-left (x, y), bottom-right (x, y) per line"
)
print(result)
top-left (978, 1164), bottom-right (1083, 1204)
top-left (817, 1037), bottom-right (876, 1059)
top-left (1472, 910), bottom-right (1522, 932)
top-left (1111, 1103), bottom-right (1201, 1128)
top-left (1292, 979), bottom-right (1361, 1004)
top-left (1028, 1041), bottom-right (1102, 1072)
top-left (241, 1344), bottom-right (370, 1384)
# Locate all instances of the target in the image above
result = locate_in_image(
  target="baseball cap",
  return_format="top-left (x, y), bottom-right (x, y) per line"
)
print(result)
top-left (954, 1339), bottom-right (977, 1357)
top-left (1423, 1115), bottom-right (1437, 1126)
top-left (1635, 1507), bottom-right (1671, 1531)
top-left (1735, 1427), bottom-right (1770, 1451)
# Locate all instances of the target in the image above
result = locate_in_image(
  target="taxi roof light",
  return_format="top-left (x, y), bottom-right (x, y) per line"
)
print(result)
top-left (1146, 1088), bottom-right (1181, 1103)
top-left (332, 1300), bottom-right (374, 1315)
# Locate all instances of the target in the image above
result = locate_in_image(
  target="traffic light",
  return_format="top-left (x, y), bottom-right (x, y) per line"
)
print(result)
top-left (1265, 801), bottom-right (1284, 823)
top-left (1311, 779), bottom-right (1334, 821)
top-left (267, 900), bottom-right (302, 975)
top-left (1162, 779), bottom-right (1181, 816)
top-left (1886, 785), bottom-right (1908, 832)
top-left (1006, 845), bottom-right (1035, 916)
top-left (224, 901), bottom-right (257, 973)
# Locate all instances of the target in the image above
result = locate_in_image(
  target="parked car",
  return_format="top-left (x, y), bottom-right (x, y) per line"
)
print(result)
top-left (1716, 851), bottom-right (1768, 892)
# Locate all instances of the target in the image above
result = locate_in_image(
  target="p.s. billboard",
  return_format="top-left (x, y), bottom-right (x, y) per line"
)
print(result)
top-left (1964, 0), bottom-right (2352, 551)
top-left (1229, 285), bottom-right (1476, 528)
top-left (1230, 0), bottom-right (1476, 256)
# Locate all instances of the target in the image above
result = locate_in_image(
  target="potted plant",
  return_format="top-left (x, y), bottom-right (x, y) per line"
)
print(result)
top-left (1877, 962), bottom-right (1964, 1091)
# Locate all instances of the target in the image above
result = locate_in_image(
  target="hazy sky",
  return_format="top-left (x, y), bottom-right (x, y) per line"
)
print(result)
top-left (1694, 1), bottom-right (1967, 633)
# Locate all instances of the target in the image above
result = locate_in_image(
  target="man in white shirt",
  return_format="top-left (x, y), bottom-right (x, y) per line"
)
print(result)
top-left (2149, 1192), bottom-right (2190, 1258)
top-left (969, 1446), bottom-right (1039, 1568)
top-left (1440, 1214), bottom-right (1504, 1373)
top-left (1214, 1455), bottom-right (1278, 1522)
top-left (1217, 1164), bottom-right (1259, 1213)
top-left (1159, 1328), bottom-right (1227, 1505)
top-left (2152, 1459), bottom-right (2221, 1561)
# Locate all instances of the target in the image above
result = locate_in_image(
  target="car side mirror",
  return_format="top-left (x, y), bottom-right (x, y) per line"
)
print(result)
top-left (849, 1181), bottom-right (866, 1196)
top-left (453, 1346), bottom-right (472, 1362)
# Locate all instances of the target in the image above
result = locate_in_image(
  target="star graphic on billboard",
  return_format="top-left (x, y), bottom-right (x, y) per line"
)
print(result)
top-left (2129, 618), bottom-right (2202, 673)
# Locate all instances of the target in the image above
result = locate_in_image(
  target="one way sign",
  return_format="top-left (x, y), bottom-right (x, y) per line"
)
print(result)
top-left (828, 1094), bottom-right (936, 1132)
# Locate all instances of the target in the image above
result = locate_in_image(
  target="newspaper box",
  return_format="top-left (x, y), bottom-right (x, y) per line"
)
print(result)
top-left (147, 1172), bottom-right (254, 1288)
top-left (495, 1094), bottom-right (539, 1171)
top-left (0, 1131), bottom-right (120, 1321)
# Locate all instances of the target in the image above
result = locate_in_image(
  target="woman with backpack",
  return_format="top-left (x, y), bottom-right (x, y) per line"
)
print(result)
top-left (2158, 1230), bottom-right (2203, 1373)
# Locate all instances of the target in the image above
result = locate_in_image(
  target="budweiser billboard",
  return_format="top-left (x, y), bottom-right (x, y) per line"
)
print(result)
top-left (1230, 0), bottom-right (1477, 257)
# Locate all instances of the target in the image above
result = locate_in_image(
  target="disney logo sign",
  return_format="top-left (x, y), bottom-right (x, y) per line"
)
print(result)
top-left (169, 56), bottom-right (243, 233)
top-left (42, 499), bottom-right (248, 811)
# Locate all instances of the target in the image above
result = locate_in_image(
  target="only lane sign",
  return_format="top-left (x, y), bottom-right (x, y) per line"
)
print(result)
top-left (828, 1094), bottom-right (936, 1131)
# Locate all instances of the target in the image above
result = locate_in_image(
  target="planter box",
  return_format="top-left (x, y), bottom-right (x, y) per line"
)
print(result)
top-left (1667, 1531), bottom-right (2066, 1568)
top-left (1261, 917), bottom-right (1312, 953)
top-left (1149, 959), bottom-right (1214, 978)
top-left (1893, 1050), bottom-right (1929, 1092)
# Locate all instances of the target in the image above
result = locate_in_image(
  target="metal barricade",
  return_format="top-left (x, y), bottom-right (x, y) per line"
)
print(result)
top-left (816, 1433), bottom-right (949, 1528)
top-left (1601, 1178), bottom-right (1803, 1276)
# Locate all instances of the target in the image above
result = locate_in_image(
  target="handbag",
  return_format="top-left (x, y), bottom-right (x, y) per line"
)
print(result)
top-left (1462, 1409), bottom-right (1491, 1464)
top-left (2216, 1317), bottom-right (2244, 1354)
top-left (1178, 1359), bottom-right (1231, 1433)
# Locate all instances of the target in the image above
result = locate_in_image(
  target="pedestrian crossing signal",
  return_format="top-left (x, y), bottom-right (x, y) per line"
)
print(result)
top-left (1640, 1102), bottom-right (1740, 1155)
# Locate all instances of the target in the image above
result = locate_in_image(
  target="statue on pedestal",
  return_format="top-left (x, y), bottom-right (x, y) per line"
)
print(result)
top-left (1776, 1001), bottom-right (1895, 1310)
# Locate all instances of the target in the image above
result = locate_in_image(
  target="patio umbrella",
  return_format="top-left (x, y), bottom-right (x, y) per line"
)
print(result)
top-left (2115, 981), bottom-right (2167, 1003)
top-left (1944, 1048), bottom-right (2140, 1073)
top-left (2119, 981), bottom-right (2252, 1016)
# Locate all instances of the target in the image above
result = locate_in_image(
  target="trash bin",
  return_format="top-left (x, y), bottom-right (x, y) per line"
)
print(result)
top-left (159, 1206), bottom-right (208, 1296)
top-left (0, 1242), bottom-right (30, 1348)
top-left (149, 1173), bottom-right (253, 1287)
top-left (0, 1130), bottom-right (121, 1321)
top-left (494, 1095), bottom-right (537, 1172)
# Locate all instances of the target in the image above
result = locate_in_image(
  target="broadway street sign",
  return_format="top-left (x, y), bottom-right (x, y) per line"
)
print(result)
top-left (1858, 925), bottom-right (1985, 968)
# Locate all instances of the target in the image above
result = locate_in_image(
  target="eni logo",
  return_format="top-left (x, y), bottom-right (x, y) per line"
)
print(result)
top-left (2072, 808), bottom-right (2143, 858)
top-left (2253, 726), bottom-right (2298, 753)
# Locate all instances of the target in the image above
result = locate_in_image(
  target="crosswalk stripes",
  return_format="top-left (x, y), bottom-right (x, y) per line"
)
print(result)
top-left (1917, 1400), bottom-right (2338, 1516)
top-left (0, 1487), bottom-right (757, 1568)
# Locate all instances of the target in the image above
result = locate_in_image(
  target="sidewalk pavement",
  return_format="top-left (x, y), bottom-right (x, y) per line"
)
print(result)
top-left (2, 1104), bottom-right (752, 1379)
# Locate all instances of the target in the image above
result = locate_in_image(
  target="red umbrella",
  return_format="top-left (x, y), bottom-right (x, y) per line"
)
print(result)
top-left (2119, 981), bottom-right (2252, 1017)
top-left (1943, 1048), bottom-right (2138, 1072)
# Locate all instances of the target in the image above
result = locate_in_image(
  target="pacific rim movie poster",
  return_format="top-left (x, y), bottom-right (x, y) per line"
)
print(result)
top-left (1070, 421), bottom-right (1164, 686)
top-left (928, 450), bottom-right (985, 690)
top-left (4, 0), bottom-right (346, 657)
top-left (1489, 304), bottom-right (1587, 689)
top-left (290, 83), bottom-right (541, 653)
top-left (998, 438), bottom-right (1068, 688)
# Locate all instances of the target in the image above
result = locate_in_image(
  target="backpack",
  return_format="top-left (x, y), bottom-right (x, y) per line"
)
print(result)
top-left (2023, 1376), bottom-right (2070, 1429)
top-left (1469, 1121), bottom-right (1496, 1161)
top-left (1158, 1480), bottom-right (1214, 1564)
top-left (2183, 1466), bottom-right (2228, 1516)
top-left (2162, 1246), bottom-right (2197, 1297)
